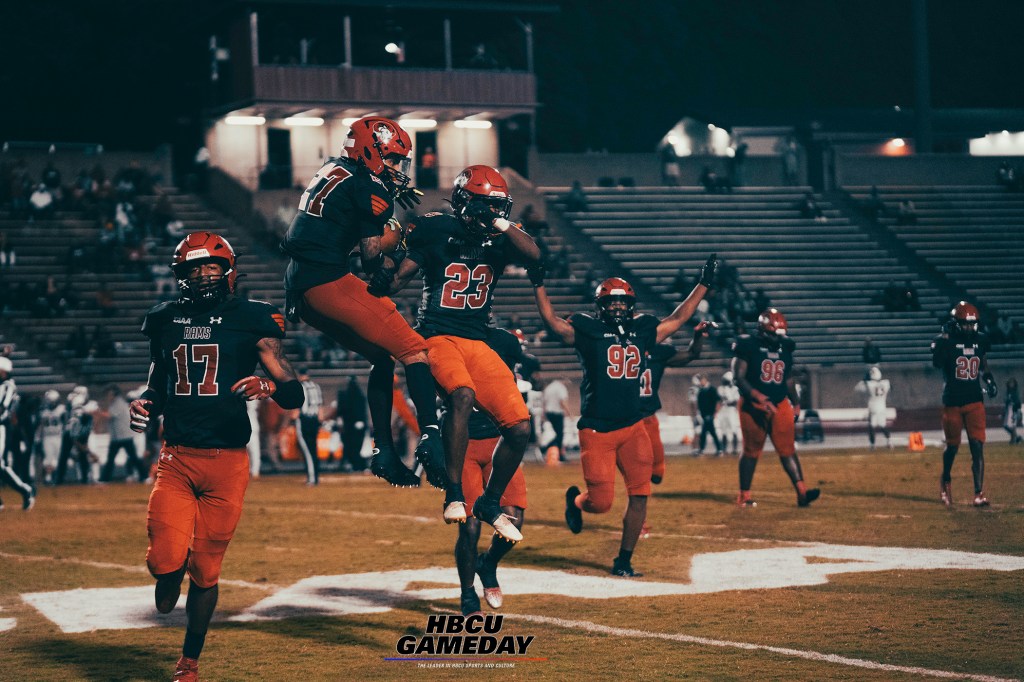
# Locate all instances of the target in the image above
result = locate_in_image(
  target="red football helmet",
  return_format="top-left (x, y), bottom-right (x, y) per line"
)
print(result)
top-left (451, 165), bottom-right (514, 237)
top-left (171, 232), bottom-right (237, 305)
top-left (757, 308), bottom-right (788, 340)
top-left (595, 277), bottom-right (636, 328)
top-left (951, 301), bottom-right (979, 336)
top-left (343, 116), bottom-right (413, 186)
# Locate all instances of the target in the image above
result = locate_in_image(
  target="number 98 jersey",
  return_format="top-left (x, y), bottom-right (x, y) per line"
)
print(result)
top-left (571, 313), bottom-right (659, 432)
top-left (732, 334), bottom-right (797, 405)
top-left (142, 297), bottom-right (286, 448)
top-left (931, 333), bottom-right (990, 407)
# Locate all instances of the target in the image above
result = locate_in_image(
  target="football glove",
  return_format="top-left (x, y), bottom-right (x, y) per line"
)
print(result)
top-left (232, 376), bottom-right (276, 401)
top-left (698, 253), bottom-right (719, 288)
top-left (983, 372), bottom-right (998, 399)
top-left (793, 405), bottom-right (801, 424)
top-left (367, 266), bottom-right (395, 297)
top-left (394, 187), bottom-right (423, 211)
top-left (527, 262), bottom-right (546, 288)
top-left (129, 399), bottom-right (153, 433)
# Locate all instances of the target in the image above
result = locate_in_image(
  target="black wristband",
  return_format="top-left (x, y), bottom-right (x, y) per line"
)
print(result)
top-left (272, 379), bottom-right (305, 409)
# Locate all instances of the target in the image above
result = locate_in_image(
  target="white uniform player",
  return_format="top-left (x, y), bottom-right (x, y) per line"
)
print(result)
top-left (855, 366), bottom-right (892, 449)
top-left (36, 390), bottom-right (66, 483)
top-left (716, 372), bottom-right (742, 455)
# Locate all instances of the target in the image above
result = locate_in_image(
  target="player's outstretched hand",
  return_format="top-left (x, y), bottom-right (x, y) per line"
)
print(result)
top-left (693, 320), bottom-right (717, 338)
top-left (129, 399), bottom-right (152, 433)
top-left (395, 187), bottom-right (424, 211)
top-left (232, 376), bottom-right (276, 401)
top-left (699, 253), bottom-right (719, 288)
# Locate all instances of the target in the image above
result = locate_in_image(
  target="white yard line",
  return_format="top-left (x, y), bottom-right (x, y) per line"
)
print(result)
top-left (505, 613), bottom-right (1021, 682)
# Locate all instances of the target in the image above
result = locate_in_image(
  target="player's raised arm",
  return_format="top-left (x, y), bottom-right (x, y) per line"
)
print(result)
top-left (667, 320), bottom-right (713, 366)
top-left (497, 218), bottom-right (541, 263)
top-left (656, 254), bottom-right (717, 343)
top-left (529, 263), bottom-right (574, 345)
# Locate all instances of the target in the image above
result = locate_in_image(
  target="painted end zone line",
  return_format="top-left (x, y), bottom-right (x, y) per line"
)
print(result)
top-left (506, 613), bottom-right (1021, 682)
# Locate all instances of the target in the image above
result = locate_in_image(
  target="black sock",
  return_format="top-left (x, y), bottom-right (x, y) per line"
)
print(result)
top-left (446, 483), bottom-right (464, 504)
top-left (404, 362), bottom-right (439, 430)
top-left (182, 629), bottom-right (207, 660)
top-left (941, 446), bottom-right (957, 481)
top-left (487, 536), bottom-right (516, 564)
top-left (480, 488), bottom-right (501, 507)
top-left (617, 549), bottom-right (633, 564)
top-left (367, 360), bottom-right (396, 446)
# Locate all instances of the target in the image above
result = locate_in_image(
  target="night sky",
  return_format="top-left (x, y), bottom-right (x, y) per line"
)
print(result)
top-left (1, 0), bottom-right (1021, 154)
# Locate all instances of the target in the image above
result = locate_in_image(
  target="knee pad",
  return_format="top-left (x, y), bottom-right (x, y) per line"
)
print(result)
top-left (581, 483), bottom-right (614, 514)
top-left (187, 538), bottom-right (230, 588)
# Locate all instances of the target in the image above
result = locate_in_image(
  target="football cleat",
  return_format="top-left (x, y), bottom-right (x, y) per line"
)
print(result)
top-left (155, 558), bottom-right (188, 614)
top-left (640, 523), bottom-right (652, 539)
top-left (472, 497), bottom-right (523, 543)
top-left (370, 444), bottom-right (420, 488)
top-left (476, 554), bottom-right (503, 609)
top-left (461, 587), bottom-right (483, 616)
top-left (443, 500), bottom-right (468, 524)
top-left (940, 480), bottom-right (953, 508)
top-left (414, 427), bottom-right (449, 490)
top-left (736, 492), bottom-right (757, 508)
top-left (23, 487), bottom-right (36, 511)
top-left (972, 493), bottom-right (990, 507)
top-left (564, 486), bottom-right (583, 534)
top-left (797, 488), bottom-right (821, 508)
top-left (172, 655), bottom-right (199, 682)
top-left (611, 557), bottom-right (643, 578)
top-left (650, 474), bottom-right (663, 485)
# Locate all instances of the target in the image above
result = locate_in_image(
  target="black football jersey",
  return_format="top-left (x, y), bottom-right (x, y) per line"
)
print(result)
top-left (931, 333), bottom-right (990, 407)
top-left (142, 297), bottom-right (286, 448)
top-left (639, 343), bottom-right (676, 417)
top-left (466, 327), bottom-right (526, 441)
top-left (572, 313), bottom-right (659, 432)
top-left (732, 334), bottom-right (796, 405)
top-left (405, 212), bottom-right (512, 341)
top-left (281, 156), bottom-right (395, 293)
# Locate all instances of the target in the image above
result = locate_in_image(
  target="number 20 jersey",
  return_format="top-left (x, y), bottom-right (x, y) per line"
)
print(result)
top-left (142, 297), bottom-right (286, 448)
top-left (405, 212), bottom-right (511, 341)
top-left (732, 334), bottom-right (796, 405)
top-left (571, 313), bottom-right (659, 433)
top-left (931, 333), bottom-right (990, 407)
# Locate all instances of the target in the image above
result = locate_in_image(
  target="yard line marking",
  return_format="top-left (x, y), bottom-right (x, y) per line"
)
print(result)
top-left (0, 552), bottom-right (278, 591)
top-left (252, 505), bottom-right (435, 524)
top-left (506, 613), bottom-right (1021, 682)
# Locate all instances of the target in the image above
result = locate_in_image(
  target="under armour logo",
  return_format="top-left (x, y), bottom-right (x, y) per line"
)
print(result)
top-left (160, 451), bottom-right (173, 462)
top-left (210, 317), bottom-right (223, 324)
top-left (259, 379), bottom-right (271, 393)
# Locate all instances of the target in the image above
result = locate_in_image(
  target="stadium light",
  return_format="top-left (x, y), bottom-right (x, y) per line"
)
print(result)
top-left (284, 117), bottom-right (325, 127)
top-left (399, 118), bottom-right (437, 129)
top-left (225, 115), bottom-right (266, 126)
top-left (454, 119), bottom-right (492, 129)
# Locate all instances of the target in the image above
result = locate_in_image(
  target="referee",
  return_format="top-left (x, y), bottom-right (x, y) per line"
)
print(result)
top-left (295, 372), bottom-right (321, 485)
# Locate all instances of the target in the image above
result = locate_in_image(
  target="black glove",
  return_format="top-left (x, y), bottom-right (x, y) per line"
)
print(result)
top-left (367, 267), bottom-right (395, 297)
top-left (698, 253), bottom-right (718, 288)
top-left (527, 262), bottom-right (546, 288)
top-left (983, 372), bottom-right (998, 399)
top-left (395, 187), bottom-right (423, 211)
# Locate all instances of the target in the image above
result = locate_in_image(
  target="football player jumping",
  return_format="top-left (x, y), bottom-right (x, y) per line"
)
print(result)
top-left (382, 165), bottom-right (540, 540)
top-left (732, 308), bottom-right (820, 508)
top-left (532, 257), bottom-right (717, 577)
top-left (130, 233), bottom-right (304, 682)
top-left (280, 116), bottom-right (445, 489)
top-left (931, 301), bottom-right (998, 507)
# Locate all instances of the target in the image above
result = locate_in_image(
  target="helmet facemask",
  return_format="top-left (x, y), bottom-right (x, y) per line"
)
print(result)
top-left (452, 188), bottom-right (513, 239)
top-left (597, 295), bottom-right (635, 333)
top-left (173, 257), bottom-right (233, 308)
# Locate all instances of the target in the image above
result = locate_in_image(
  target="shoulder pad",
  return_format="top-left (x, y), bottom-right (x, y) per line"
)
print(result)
top-left (141, 301), bottom-right (178, 336)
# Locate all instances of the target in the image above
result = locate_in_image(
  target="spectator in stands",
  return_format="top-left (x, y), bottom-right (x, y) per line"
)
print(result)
top-left (0, 232), bottom-right (14, 269)
top-left (565, 180), bottom-right (588, 212)
top-left (896, 199), bottom-right (917, 225)
top-left (42, 161), bottom-right (63, 204)
top-left (1004, 378), bottom-right (1022, 444)
top-left (902, 280), bottom-right (921, 311)
top-left (996, 314), bottom-right (1016, 344)
top-left (862, 186), bottom-right (886, 222)
top-left (418, 146), bottom-right (438, 189)
top-left (660, 144), bottom-right (680, 186)
top-left (96, 282), bottom-right (118, 318)
top-left (728, 138), bottom-right (748, 187)
top-left (778, 135), bottom-right (800, 185)
top-left (29, 183), bottom-right (56, 220)
top-left (67, 325), bottom-right (91, 359)
top-left (114, 199), bottom-right (136, 243)
top-left (71, 168), bottom-right (95, 210)
top-left (862, 338), bottom-right (882, 366)
top-left (91, 325), bottom-right (117, 358)
top-left (550, 244), bottom-right (571, 278)
top-left (996, 161), bottom-right (1019, 191)
top-left (878, 280), bottom-right (906, 312)
top-left (519, 204), bottom-right (548, 235)
top-left (753, 289), bottom-right (771, 315)
top-left (699, 166), bottom-right (731, 193)
top-left (797, 192), bottom-right (826, 222)
top-left (469, 43), bottom-right (500, 69)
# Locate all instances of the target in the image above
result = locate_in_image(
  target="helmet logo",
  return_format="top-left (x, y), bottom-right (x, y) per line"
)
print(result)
top-left (374, 122), bottom-right (394, 143)
top-left (185, 248), bottom-right (211, 261)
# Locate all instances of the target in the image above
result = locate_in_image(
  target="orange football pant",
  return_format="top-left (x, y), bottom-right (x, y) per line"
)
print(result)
top-left (461, 436), bottom-right (528, 510)
top-left (577, 420), bottom-right (653, 513)
top-left (942, 402), bottom-right (987, 445)
top-left (146, 445), bottom-right (250, 588)
top-left (739, 398), bottom-right (796, 458)
top-left (642, 414), bottom-right (665, 481)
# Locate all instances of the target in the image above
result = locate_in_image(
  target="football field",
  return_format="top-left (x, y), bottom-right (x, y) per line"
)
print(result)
top-left (3, 444), bottom-right (1023, 681)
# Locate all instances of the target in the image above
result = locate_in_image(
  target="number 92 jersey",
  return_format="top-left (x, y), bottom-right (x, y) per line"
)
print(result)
top-left (931, 333), bottom-right (990, 407)
top-left (732, 334), bottom-right (796, 405)
top-left (405, 212), bottom-right (512, 341)
top-left (142, 297), bottom-right (286, 448)
top-left (571, 313), bottom-right (659, 432)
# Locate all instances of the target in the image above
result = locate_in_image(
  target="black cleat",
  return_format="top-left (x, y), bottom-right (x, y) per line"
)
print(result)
top-left (611, 557), bottom-right (643, 577)
top-left (460, 587), bottom-right (482, 616)
top-left (22, 486), bottom-right (36, 511)
top-left (154, 558), bottom-right (188, 614)
top-left (798, 488), bottom-right (821, 508)
top-left (414, 426), bottom-right (448, 490)
top-left (370, 444), bottom-right (420, 488)
top-left (650, 474), bottom-right (663, 485)
top-left (564, 486), bottom-right (583, 534)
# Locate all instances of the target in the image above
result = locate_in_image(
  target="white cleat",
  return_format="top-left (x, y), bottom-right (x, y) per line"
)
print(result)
top-left (443, 501), bottom-right (468, 524)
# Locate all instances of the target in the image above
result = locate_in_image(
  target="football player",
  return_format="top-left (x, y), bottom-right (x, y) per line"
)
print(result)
top-left (0, 356), bottom-right (35, 510)
top-left (931, 301), bottom-right (998, 507)
top-left (717, 371), bottom-right (741, 456)
top-left (532, 257), bottom-right (717, 577)
top-left (130, 233), bottom-right (304, 682)
top-left (640, 323), bottom-right (710, 485)
top-left (36, 389), bottom-right (66, 485)
top-left (448, 326), bottom-right (529, 616)
top-left (855, 365), bottom-right (892, 450)
top-left (732, 308), bottom-right (820, 508)
top-left (280, 116), bottom-right (444, 489)
top-left (383, 165), bottom-right (540, 540)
